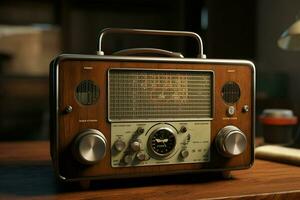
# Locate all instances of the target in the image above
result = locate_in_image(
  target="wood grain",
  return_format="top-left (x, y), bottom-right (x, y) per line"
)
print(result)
top-left (1, 141), bottom-right (300, 200)
top-left (0, 141), bottom-right (50, 164)
top-left (54, 59), bottom-right (254, 180)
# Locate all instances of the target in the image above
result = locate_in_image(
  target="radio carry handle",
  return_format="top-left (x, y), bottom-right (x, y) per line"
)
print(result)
top-left (97, 28), bottom-right (206, 59)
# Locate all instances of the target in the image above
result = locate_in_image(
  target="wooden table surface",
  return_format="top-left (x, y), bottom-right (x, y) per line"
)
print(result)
top-left (1, 141), bottom-right (300, 200)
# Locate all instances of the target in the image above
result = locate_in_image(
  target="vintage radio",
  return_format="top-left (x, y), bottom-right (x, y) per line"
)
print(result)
top-left (50, 28), bottom-right (255, 184)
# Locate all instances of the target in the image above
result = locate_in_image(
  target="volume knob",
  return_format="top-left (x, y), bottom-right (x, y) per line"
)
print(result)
top-left (73, 129), bottom-right (107, 164)
top-left (215, 126), bottom-right (247, 157)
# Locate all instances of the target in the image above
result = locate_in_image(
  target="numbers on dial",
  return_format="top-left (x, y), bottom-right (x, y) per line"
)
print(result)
top-left (149, 128), bottom-right (176, 157)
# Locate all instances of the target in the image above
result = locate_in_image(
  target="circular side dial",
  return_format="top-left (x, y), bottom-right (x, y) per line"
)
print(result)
top-left (215, 125), bottom-right (247, 157)
top-left (148, 126), bottom-right (177, 158)
top-left (72, 129), bottom-right (107, 164)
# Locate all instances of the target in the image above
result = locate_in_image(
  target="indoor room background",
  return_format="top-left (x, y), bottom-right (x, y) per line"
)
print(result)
top-left (0, 0), bottom-right (299, 140)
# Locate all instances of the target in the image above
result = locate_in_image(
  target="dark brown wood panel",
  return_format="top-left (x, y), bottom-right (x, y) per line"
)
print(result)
top-left (55, 58), bottom-right (254, 180)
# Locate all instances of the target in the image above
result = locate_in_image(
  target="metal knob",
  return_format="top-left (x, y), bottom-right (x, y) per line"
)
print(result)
top-left (123, 154), bottom-right (133, 164)
top-left (180, 149), bottom-right (189, 159)
top-left (130, 141), bottom-right (141, 152)
top-left (136, 151), bottom-right (147, 161)
top-left (215, 126), bottom-right (247, 157)
top-left (73, 129), bottom-right (107, 164)
top-left (137, 127), bottom-right (145, 134)
top-left (114, 139), bottom-right (126, 152)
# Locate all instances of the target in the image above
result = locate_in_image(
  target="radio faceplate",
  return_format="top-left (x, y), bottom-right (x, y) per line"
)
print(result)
top-left (111, 121), bottom-right (211, 167)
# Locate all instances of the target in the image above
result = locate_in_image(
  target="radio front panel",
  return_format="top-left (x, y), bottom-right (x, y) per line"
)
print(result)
top-left (111, 121), bottom-right (211, 167)
top-left (50, 56), bottom-right (255, 181)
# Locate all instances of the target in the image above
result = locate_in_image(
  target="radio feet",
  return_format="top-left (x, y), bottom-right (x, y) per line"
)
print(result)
top-left (221, 171), bottom-right (232, 179)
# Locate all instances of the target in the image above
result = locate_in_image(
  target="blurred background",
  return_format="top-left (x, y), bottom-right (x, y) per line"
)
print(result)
top-left (0, 0), bottom-right (300, 141)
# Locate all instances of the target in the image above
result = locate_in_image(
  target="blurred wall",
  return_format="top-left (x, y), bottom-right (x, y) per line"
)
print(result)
top-left (207, 1), bottom-right (256, 59)
top-left (1, 0), bottom-right (300, 140)
top-left (256, 0), bottom-right (300, 114)
top-left (0, 0), bottom-right (206, 140)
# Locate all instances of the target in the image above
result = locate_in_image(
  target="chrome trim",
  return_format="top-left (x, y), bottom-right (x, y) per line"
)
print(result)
top-left (211, 70), bottom-right (215, 119)
top-left (250, 61), bottom-right (256, 166)
top-left (107, 68), bottom-right (214, 122)
top-left (58, 175), bottom-right (67, 181)
top-left (108, 118), bottom-right (214, 123)
top-left (55, 53), bottom-right (254, 65)
top-left (113, 48), bottom-right (184, 58)
top-left (49, 57), bottom-right (62, 181)
top-left (97, 28), bottom-right (205, 58)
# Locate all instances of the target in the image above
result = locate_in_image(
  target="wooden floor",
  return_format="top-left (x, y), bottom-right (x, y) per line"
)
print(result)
top-left (1, 141), bottom-right (300, 200)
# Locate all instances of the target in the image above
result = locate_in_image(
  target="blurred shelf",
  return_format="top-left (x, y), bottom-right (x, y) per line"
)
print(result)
top-left (0, 74), bottom-right (49, 140)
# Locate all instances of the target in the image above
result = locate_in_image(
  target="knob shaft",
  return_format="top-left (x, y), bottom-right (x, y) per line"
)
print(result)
top-left (215, 126), bottom-right (247, 157)
top-left (73, 129), bottom-right (107, 164)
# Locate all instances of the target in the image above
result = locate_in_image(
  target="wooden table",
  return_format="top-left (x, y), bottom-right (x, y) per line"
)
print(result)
top-left (1, 141), bottom-right (300, 200)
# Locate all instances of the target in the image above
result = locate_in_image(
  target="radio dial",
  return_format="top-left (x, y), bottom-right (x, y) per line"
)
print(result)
top-left (148, 125), bottom-right (177, 158)
top-left (73, 129), bottom-right (107, 164)
top-left (216, 126), bottom-right (247, 157)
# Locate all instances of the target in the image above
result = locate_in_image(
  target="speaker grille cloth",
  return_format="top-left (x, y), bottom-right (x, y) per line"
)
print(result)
top-left (109, 69), bottom-right (212, 121)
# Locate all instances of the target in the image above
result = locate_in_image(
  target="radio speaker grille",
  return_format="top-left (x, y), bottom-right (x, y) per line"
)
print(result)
top-left (221, 81), bottom-right (240, 104)
top-left (109, 69), bottom-right (212, 121)
top-left (76, 80), bottom-right (100, 105)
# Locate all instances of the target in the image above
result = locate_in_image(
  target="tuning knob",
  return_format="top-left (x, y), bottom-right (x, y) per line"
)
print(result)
top-left (215, 126), bottom-right (247, 157)
top-left (114, 139), bottom-right (126, 152)
top-left (123, 154), bottom-right (133, 164)
top-left (72, 129), bottom-right (107, 164)
top-left (180, 149), bottom-right (189, 159)
top-left (130, 141), bottom-right (141, 152)
top-left (136, 151), bottom-right (147, 161)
